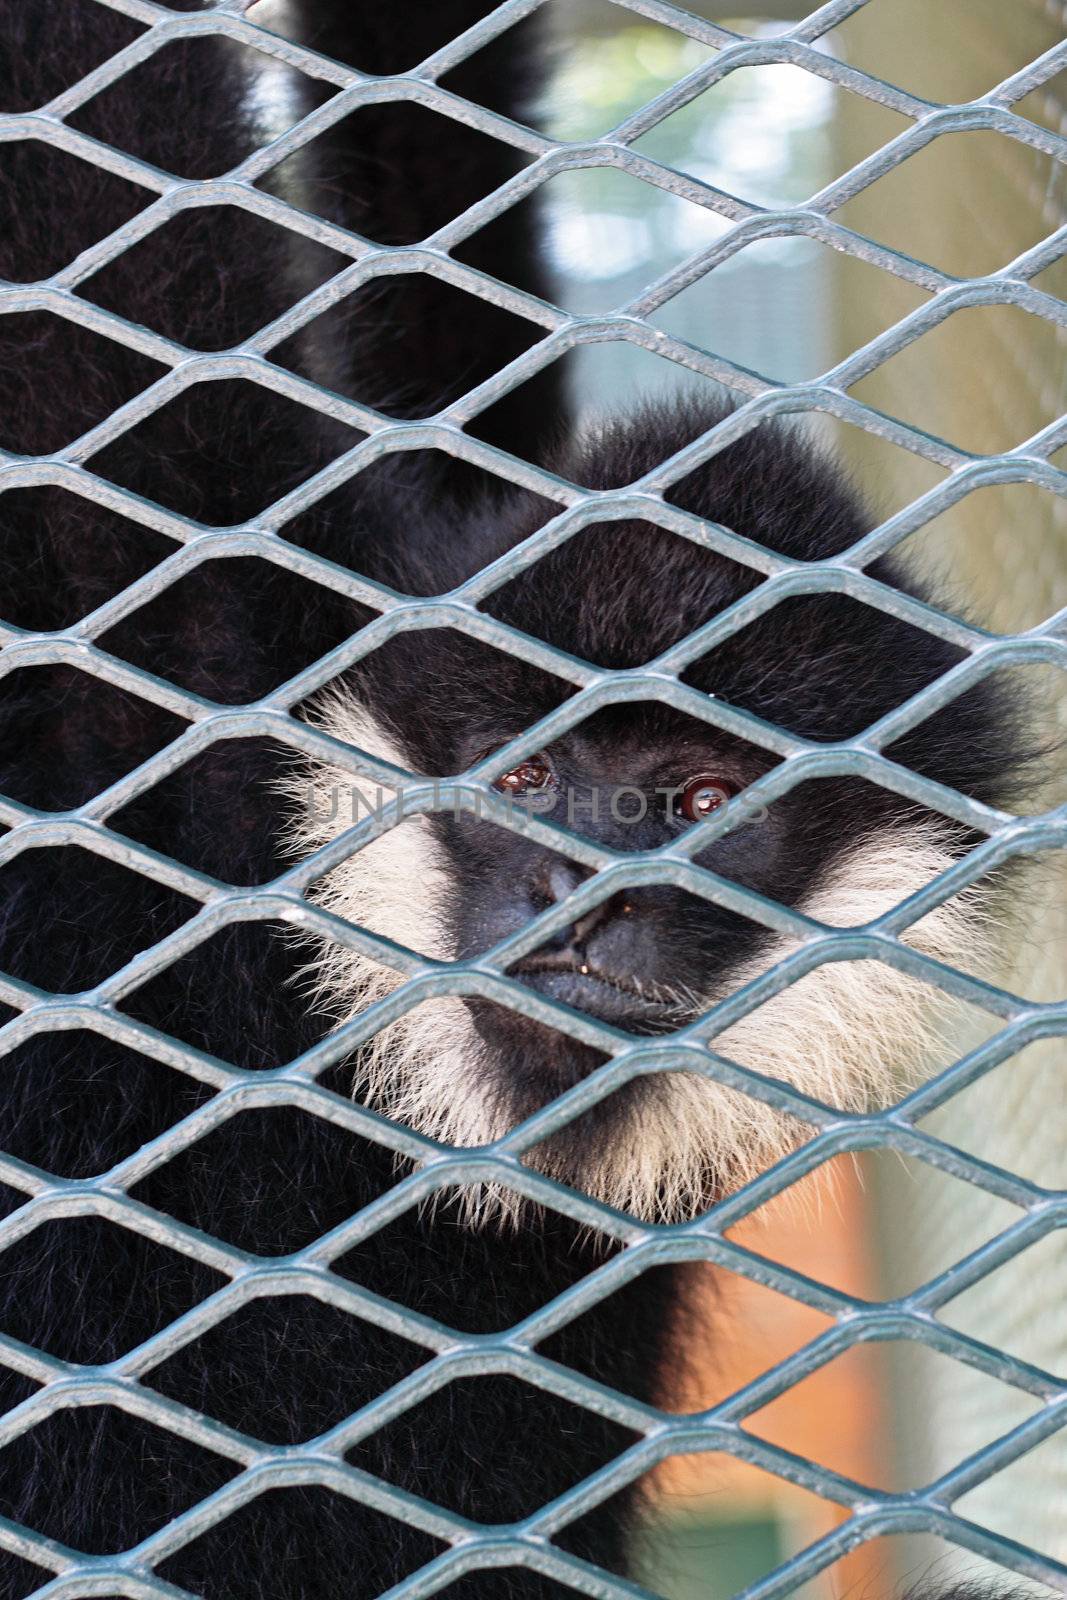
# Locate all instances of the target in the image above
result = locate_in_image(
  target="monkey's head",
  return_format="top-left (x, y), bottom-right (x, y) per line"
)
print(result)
top-left (287, 404), bottom-right (1023, 1224)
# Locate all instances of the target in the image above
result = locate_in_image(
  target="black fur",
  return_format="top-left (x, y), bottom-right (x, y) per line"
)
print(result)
top-left (350, 404), bottom-right (1021, 1171)
top-left (0, 5), bottom-right (1030, 1599)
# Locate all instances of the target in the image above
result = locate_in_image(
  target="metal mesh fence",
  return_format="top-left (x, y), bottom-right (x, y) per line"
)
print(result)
top-left (828, 0), bottom-right (1067, 1567)
top-left (0, 1), bottom-right (1065, 1597)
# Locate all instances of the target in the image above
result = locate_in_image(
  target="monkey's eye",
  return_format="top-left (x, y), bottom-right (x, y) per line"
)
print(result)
top-left (678, 775), bottom-right (738, 822)
top-left (492, 753), bottom-right (555, 796)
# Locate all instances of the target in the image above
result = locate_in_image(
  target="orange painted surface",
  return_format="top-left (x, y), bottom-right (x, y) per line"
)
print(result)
top-left (651, 1155), bottom-right (889, 1596)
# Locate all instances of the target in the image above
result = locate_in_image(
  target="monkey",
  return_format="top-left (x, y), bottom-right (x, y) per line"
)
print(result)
top-left (0, 2), bottom-right (1038, 1598)
top-left (285, 398), bottom-right (1020, 1230)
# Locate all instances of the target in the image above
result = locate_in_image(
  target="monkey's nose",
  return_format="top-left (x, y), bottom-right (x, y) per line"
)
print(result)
top-left (531, 858), bottom-right (611, 952)
top-left (543, 859), bottom-right (584, 906)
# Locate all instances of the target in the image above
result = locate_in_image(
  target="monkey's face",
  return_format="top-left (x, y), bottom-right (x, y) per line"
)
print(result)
top-left (286, 421), bottom-right (1018, 1223)
top-left (427, 701), bottom-right (995, 1221)
top-left (290, 616), bottom-right (1001, 1225)
top-left (440, 704), bottom-right (791, 1055)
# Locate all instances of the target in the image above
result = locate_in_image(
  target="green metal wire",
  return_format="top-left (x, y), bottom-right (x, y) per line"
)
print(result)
top-left (0, 1), bottom-right (1065, 1596)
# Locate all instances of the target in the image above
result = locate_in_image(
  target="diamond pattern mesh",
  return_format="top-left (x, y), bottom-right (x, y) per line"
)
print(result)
top-left (0, 1), bottom-right (1065, 1596)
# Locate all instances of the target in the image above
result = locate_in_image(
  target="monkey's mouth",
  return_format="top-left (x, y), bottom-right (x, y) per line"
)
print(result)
top-left (509, 961), bottom-right (688, 1034)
